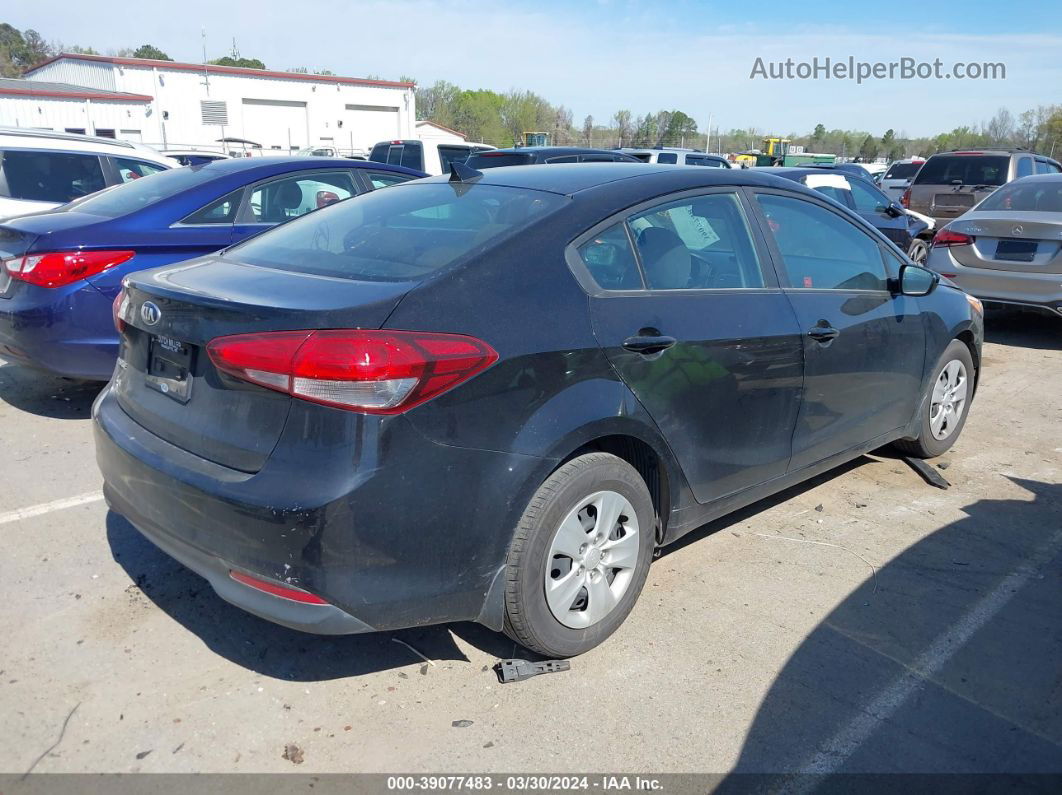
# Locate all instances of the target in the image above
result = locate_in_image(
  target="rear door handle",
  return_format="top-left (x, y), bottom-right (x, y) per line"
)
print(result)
top-left (807, 324), bottom-right (840, 343)
top-left (623, 334), bottom-right (677, 354)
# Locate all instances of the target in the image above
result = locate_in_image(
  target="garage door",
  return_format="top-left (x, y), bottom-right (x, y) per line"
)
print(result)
top-left (241, 99), bottom-right (309, 152)
top-left (343, 104), bottom-right (401, 150)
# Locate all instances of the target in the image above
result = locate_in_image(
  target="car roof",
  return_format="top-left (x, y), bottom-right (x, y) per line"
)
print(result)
top-left (411, 162), bottom-right (801, 196)
top-left (181, 156), bottom-right (423, 177)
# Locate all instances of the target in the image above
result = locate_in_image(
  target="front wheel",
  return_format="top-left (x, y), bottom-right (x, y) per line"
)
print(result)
top-left (503, 453), bottom-right (655, 658)
top-left (894, 339), bottom-right (974, 458)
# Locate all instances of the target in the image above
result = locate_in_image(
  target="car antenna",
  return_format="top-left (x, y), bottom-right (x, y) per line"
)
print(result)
top-left (449, 162), bottom-right (483, 183)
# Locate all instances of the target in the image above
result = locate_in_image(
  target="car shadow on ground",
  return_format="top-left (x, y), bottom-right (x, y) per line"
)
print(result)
top-left (716, 476), bottom-right (1062, 783)
top-left (0, 361), bottom-right (104, 419)
top-left (983, 308), bottom-right (1061, 351)
top-left (106, 511), bottom-right (522, 681)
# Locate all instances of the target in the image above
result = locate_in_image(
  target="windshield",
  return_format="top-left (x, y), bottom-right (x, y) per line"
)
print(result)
top-left (229, 182), bottom-right (568, 281)
top-left (64, 165), bottom-right (221, 218)
top-left (977, 180), bottom-right (1062, 213)
top-left (913, 155), bottom-right (1009, 186)
top-left (465, 152), bottom-right (534, 169)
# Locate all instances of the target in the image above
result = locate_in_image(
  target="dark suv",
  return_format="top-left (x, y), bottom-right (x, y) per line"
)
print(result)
top-left (465, 147), bottom-right (641, 168)
top-left (904, 149), bottom-right (1062, 225)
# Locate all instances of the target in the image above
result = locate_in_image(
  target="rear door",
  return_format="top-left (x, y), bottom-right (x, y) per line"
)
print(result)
top-left (577, 189), bottom-right (805, 504)
top-left (749, 189), bottom-right (926, 470)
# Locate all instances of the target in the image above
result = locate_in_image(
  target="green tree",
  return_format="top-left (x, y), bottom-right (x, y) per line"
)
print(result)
top-left (810, 123), bottom-right (826, 150)
top-left (209, 55), bottom-right (266, 69)
top-left (132, 44), bottom-right (171, 60)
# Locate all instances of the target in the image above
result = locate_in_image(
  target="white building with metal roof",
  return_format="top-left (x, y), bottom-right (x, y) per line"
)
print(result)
top-left (4, 53), bottom-right (416, 156)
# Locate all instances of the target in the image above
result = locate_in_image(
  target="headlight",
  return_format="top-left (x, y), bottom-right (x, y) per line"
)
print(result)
top-left (965, 294), bottom-right (984, 315)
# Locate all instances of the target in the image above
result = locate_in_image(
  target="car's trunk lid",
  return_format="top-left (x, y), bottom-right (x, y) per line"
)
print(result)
top-left (114, 256), bottom-right (413, 472)
top-left (948, 212), bottom-right (1062, 273)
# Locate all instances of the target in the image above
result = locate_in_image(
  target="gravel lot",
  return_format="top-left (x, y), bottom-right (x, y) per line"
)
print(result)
top-left (1, 311), bottom-right (1059, 775)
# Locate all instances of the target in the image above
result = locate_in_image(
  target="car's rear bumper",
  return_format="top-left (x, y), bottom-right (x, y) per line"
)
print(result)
top-left (0, 282), bottom-right (118, 379)
top-left (926, 248), bottom-right (1062, 316)
top-left (93, 386), bottom-right (546, 635)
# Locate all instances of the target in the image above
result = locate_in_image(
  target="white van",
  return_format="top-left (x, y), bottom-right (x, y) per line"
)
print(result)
top-left (0, 128), bottom-right (177, 218)
top-left (368, 139), bottom-right (496, 176)
top-left (618, 147), bottom-right (732, 168)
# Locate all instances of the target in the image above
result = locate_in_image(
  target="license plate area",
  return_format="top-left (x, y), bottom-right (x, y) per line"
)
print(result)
top-left (146, 334), bottom-right (194, 403)
top-left (995, 239), bottom-right (1037, 262)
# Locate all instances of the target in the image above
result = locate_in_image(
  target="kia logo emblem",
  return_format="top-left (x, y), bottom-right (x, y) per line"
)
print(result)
top-left (140, 301), bottom-right (162, 326)
top-left (1012, 225), bottom-right (1024, 236)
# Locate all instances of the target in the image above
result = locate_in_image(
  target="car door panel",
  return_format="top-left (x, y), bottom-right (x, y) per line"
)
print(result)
top-left (749, 189), bottom-right (926, 470)
top-left (578, 189), bottom-right (805, 505)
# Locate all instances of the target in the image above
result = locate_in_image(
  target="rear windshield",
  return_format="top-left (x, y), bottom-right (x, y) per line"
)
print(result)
top-left (884, 162), bottom-right (922, 179)
top-left (465, 152), bottom-right (534, 169)
top-left (229, 182), bottom-right (568, 281)
top-left (977, 180), bottom-right (1062, 213)
top-left (369, 142), bottom-right (423, 171)
top-left (63, 165), bottom-right (218, 217)
top-left (913, 155), bottom-right (1009, 186)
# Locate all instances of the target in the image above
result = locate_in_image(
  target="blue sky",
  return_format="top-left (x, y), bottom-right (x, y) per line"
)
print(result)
top-left (7, 0), bottom-right (1060, 137)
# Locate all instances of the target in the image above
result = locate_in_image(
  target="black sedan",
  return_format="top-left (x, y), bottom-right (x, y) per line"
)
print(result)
top-left (95, 163), bottom-right (983, 657)
top-left (764, 167), bottom-right (933, 264)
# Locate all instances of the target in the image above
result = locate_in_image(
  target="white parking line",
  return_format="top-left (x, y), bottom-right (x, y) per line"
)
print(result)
top-left (791, 525), bottom-right (1062, 782)
top-left (0, 492), bottom-right (104, 526)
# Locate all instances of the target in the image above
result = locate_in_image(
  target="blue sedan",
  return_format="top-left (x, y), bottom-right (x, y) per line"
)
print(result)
top-left (0, 157), bottom-right (424, 380)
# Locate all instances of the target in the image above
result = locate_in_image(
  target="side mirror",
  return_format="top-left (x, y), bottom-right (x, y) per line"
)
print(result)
top-left (899, 263), bottom-right (938, 296)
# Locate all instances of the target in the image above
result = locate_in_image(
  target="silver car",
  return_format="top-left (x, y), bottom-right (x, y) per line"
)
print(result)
top-left (926, 174), bottom-right (1062, 316)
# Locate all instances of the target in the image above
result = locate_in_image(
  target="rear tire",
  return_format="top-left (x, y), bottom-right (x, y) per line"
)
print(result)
top-left (503, 453), bottom-right (654, 658)
top-left (894, 339), bottom-right (974, 458)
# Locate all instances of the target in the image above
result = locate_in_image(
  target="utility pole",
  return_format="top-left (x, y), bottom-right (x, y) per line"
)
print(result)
top-left (706, 112), bottom-right (713, 153)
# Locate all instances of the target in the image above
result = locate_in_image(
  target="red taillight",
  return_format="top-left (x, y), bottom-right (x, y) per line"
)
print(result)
top-left (900, 187), bottom-right (912, 208)
top-left (933, 229), bottom-right (974, 248)
top-left (112, 289), bottom-right (127, 333)
top-left (206, 329), bottom-right (498, 414)
top-left (5, 250), bottom-right (134, 288)
top-left (229, 570), bottom-right (328, 605)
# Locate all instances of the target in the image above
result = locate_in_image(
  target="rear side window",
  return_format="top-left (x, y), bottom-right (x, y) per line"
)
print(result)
top-left (577, 223), bottom-right (642, 290)
top-left (686, 155), bottom-right (725, 167)
top-left (656, 153), bottom-right (678, 164)
top-left (977, 180), bottom-right (1062, 212)
top-left (547, 156), bottom-right (579, 163)
top-left (628, 193), bottom-right (764, 289)
top-left (913, 155), bottom-right (1009, 186)
top-left (1016, 158), bottom-right (1034, 178)
top-left (883, 162), bottom-right (922, 180)
top-left (365, 171), bottom-right (414, 189)
top-left (230, 183), bottom-right (568, 281)
top-left (181, 188), bottom-right (244, 224)
top-left (756, 194), bottom-right (887, 291)
top-left (114, 157), bottom-right (167, 183)
top-left (1035, 159), bottom-right (1061, 175)
top-left (1, 150), bottom-right (105, 203)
